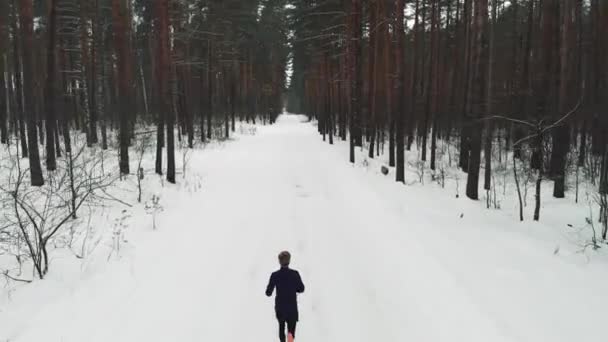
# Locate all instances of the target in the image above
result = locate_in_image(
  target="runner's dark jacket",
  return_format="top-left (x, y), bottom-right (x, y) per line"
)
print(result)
top-left (266, 267), bottom-right (305, 321)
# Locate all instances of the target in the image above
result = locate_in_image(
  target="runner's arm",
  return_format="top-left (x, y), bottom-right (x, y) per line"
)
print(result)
top-left (265, 273), bottom-right (276, 296)
top-left (295, 271), bottom-right (305, 293)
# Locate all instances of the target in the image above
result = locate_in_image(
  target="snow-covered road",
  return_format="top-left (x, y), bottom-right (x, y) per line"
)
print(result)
top-left (2, 114), bottom-right (607, 342)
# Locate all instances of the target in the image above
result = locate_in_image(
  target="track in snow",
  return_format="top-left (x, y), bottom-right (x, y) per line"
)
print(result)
top-left (3, 114), bottom-right (607, 342)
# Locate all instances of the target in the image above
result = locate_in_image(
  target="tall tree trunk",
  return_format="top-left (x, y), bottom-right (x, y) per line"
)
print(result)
top-left (0, 1), bottom-right (7, 144)
top-left (447, 0), bottom-right (461, 143)
top-left (575, 0), bottom-right (585, 167)
top-left (423, 0), bottom-right (438, 164)
top-left (589, 0), bottom-right (602, 157)
top-left (340, 54), bottom-right (347, 141)
top-left (384, 2), bottom-right (394, 168)
top-left (231, 62), bottom-right (236, 133)
top-left (466, 0), bottom-right (490, 200)
top-left (98, 25), bottom-right (107, 151)
top-left (112, 0), bottom-right (131, 175)
top-left (508, 0), bottom-right (521, 158)
top-left (349, 0), bottom-right (362, 163)
top-left (514, 0), bottom-right (534, 161)
top-left (183, 70), bottom-right (194, 148)
top-left (156, 0), bottom-right (174, 183)
top-left (207, 39), bottom-right (213, 140)
top-left (199, 65), bottom-right (206, 143)
top-left (551, 0), bottom-right (574, 198)
top-left (429, 0), bottom-right (441, 171)
top-left (58, 41), bottom-right (72, 154)
top-left (459, 0), bottom-right (473, 171)
top-left (484, 0), bottom-right (498, 191)
top-left (395, 0), bottom-right (406, 183)
top-left (367, 0), bottom-right (377, 159)
top-left (224, 65), bottom-right (230, 139)
top-left (532, 0), bottom-right (558, 172)
top-left (408, 0), bottom-right (421, 152)
top-left (19, 0), bottom-right (44, 186)
top-left (12, 0), bottom-right (28, 158)
top-left (80, 4), bottom-right (93, 148)
top-left (154, 8), bottom-right (165, 175)
top-left (44, 0), bottom-right (58, 171)
top-left (90, 0), bottom-right (100, 145)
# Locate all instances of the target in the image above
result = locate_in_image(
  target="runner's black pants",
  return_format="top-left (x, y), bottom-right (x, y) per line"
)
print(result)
top-left (278, 318), bottom-right (297, 342)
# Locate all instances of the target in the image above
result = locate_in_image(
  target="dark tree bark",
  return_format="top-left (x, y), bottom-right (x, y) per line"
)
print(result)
top-left (484, 0), bottom-right (498, 191)
top-left (423, 0), bottom-right (439, 164)
top-left (97, 26), bottom-right (107, 151)
top-left (112, 0), bottom-right (131, 175)
top-left (383, 1), bottom-right (394, 168)
top-left (590, 0), bottom-right (602, 157)
top-left (575, 0), bottom-right (585, 168)
top-left (395, 0), bottom-right (406, 183)
top-left (58, 41), bottom-right (72, 154)
top-left (0, 64), bottom-right (5, 144)
top-left (80, 1), bottom-right (92, 147)
top-left (224, 65), bottom-right (230, 139)
top-left (155, 0), bottom-right (174, 184)
top-left (12, 0), bottom-right (28, 158)
top-left (207, 39), bottom-right (213, 141)
top-left (551, 0), bottom-right (574, 199)
top-left (44, 0), bottom-right (58, 171)
top-left (90, 0), bottom-right (100, 145)
top-left (339, 54), bottom-right (347, 141)
top-left (601, 148), bottom-right (608, 195)
top-left (349, 0), bottom-right (362, 163)
top-left (154, 2), bottom-right (166, 176)
top-left (367, 0), bottom-right (377, 159)
top-left (514, 0), bottom-right (534, 161)
top-left (532, 0), bottom-right (559, 172)
top-left (465, 0), bottom-right (490, 200)
top-left (199, 65), bottom-right (206, 143)
top-left (19, 0), bottom-right (44, 186)
top-left (0, 1), bottom-right (7, 144)
top-left (408, 0), bottom-right (422, 152)
top-left (459, 0), bottom-right (473, 171)
top-left (184, 70), bottom-right (195, 148)
top-left (428, 0), bottom-right (441, 171)
top-left (231, 62), bottom-right (236, 133)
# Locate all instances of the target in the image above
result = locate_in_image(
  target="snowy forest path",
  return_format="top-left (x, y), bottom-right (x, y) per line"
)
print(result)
top-left (109, 114), bottom-right (505, 342)
top-left (3, 114), bottom-right (607, 342)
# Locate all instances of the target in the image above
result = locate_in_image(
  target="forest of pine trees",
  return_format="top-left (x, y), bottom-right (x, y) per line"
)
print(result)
top-left (0, 0), bottom-right (607, 228)
top-left (2, 2), bottom-right (608, 335)
top-left (0, 0), bottom-right (290, 185)
top-left (288, 0), bottom-right (608, 226)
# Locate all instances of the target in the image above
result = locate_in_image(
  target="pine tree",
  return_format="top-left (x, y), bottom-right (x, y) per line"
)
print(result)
top-left (19, 0), bottom-right (44, 186)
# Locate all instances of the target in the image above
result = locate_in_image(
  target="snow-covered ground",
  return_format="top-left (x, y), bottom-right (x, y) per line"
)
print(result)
top-left (1, 114), bottom-right (607, 342)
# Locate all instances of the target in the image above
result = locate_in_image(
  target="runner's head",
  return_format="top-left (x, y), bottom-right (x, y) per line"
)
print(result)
top-left (278, 251), bottom-right (291, 267)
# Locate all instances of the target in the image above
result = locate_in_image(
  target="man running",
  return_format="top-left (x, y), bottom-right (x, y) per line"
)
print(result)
top-left (266, 251), bottom-right (305, 342)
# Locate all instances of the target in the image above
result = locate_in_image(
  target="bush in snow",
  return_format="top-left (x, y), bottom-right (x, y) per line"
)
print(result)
top-left (0, 143), bottom-right (120, 280)
top-left (144, 195), bottom-right (163, 230)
